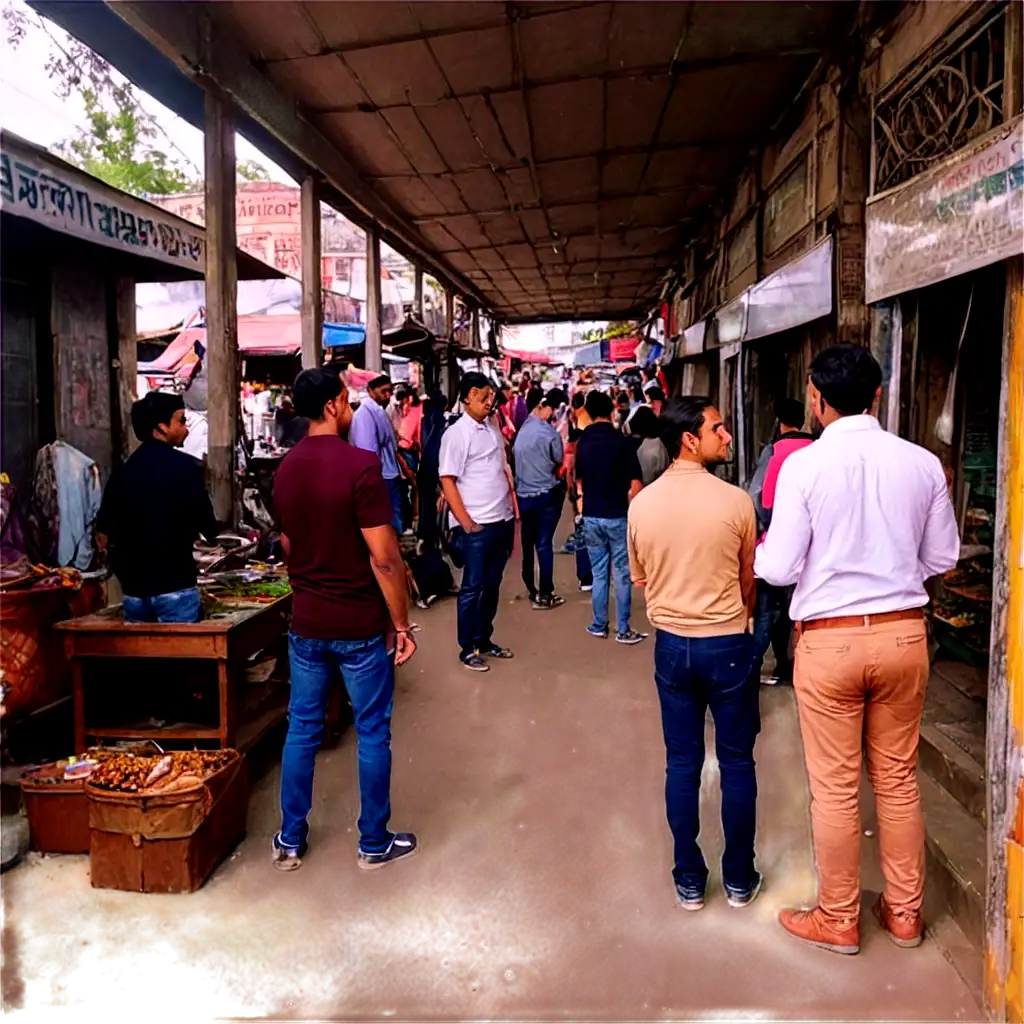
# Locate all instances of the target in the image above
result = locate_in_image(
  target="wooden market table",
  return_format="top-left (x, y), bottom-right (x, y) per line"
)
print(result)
top-left (56, 596), bottom-right (291, 753)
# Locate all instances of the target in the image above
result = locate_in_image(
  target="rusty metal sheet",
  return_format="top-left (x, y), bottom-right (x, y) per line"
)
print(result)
top-left (482, 213), bottom-right (527, 246)
top-left (317, 112), bottom-right (413, 176)
top-left (538, 158), bottom-right (600, 205)
top-left (520, 5), bottom-right (611, 82)
top-left (264, 55), bottom-right (366, 112)
top-left (865, 117), bottom-right (1024, 304)
top-left (417, 100), bottom-right (492, 173)
top-left (528, 80), bottom-right (604, 163)
top-left (605, 77), bottom-right (673, 151)
top-left (380, 109), bottom-right (447, 176)
top-left (345, 40), bottom-right (449, 108)
top-left (428, 27), bottom-right (514, 95)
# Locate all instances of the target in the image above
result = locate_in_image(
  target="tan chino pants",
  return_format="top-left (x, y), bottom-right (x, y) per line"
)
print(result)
top-left (793, 617), bottom-right (930, 925)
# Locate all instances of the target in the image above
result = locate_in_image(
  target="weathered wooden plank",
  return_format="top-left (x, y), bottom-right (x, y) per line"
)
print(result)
top-left (985, 256), bottom-right (1024, 1023)
top-left (203, 85), bottom-right (238, 524)
top-left (114, 277), bottom-right (137, 460)
top-left (300, 175), bottom-right (322, 371)
top-left (365, 224), bottom-right (382, 372)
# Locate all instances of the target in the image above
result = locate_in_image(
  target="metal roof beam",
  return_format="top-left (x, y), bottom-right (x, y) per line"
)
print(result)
top-left (105, 0), bottom-right (488, 308)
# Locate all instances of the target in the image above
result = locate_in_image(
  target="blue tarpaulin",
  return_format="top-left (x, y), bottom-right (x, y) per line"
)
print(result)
top-left (323, 323), bottom-right (366, 347)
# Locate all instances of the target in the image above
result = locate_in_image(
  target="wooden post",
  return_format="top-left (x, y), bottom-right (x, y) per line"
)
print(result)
top-left (985, 256), bottom-right (1024, 1024)
top-left (300, 175), bottom-right (322, 370)
top-left (414, 267), bottom-right (424, 323)
top-left (203, 85), bottom-right (238, 525)
top-left (445, 289), bottom-right (454, 339)
top-left (365, 224), bottom-right (382, 372)
top-left (471, 307), bottom-right (480, 351)
top-left (114, 277), bottom-right (138, 459)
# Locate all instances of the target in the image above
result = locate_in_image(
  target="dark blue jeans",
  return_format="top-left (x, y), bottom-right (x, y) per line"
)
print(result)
top-left (519, 485), bottom-right (563, 597)
top-left (751, 580), bottom-right (793, 681)
top-left (385, 476), bottom-right (404, 535)
top-left (123, 587), bottom-right (202, 623)
top-left (653, 629), bottom-right (760, 892)
top-left (582, 516), bottom-right (631, 634)
top-left (451, 519), bottom-right (514, 657)
top-left (281, 632), bottom-right (394, 854)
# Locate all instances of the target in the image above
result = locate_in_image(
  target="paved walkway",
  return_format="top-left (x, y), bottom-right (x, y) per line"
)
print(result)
top-left (2, 540), bottom-right (983, 1020)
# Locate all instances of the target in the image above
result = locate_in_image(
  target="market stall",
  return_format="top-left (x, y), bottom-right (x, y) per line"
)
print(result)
top-left (57, 577), bottom-right (292, 754)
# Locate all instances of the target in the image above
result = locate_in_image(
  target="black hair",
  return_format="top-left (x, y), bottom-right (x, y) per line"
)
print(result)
top-left (292, 367), bottom-right (343, 420)
top-left (585, 389), bottom-right (614, 420)
top-left (459, 371), bottom-right (492, 403)
top-left (630, 384), bottom-right (645, 404)
top-left (131, 391), bottom-right (185, 442)
top-left (571, 391), bottom-right (586, 410)
top-left (660, 396), bottom-right (713, 460)
top-left (367, 374), bottom-right (392, 391)
top-left (774, 396), bottom-right (807, 430)
top-left (526, 386), bottom-right (545, 413)
top-left (543, 387), bottom-right (567, 409)
top-left (647, 386), bottom-right (666, 404)
top-left (809, 344), bottom-right (882, 417)
top-left (629, 405), bottom-right (662, 440)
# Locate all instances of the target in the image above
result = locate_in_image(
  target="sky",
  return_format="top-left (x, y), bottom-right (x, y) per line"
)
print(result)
top-left (0, 0), bottom-right (295, 185)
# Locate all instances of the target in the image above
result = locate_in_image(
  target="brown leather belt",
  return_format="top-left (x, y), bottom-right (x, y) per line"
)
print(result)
top-left (795, 608), bottom-right (924, 636)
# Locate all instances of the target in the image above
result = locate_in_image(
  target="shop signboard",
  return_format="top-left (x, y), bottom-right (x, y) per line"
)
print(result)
top-left (0, 135), bottom-right (205, 274)
top-left (865, 116), bottom-right (1024, 303)
top-left (681, 319), bottom-right (706, 356)
top-left (744, 236), bottom-right (832, 340)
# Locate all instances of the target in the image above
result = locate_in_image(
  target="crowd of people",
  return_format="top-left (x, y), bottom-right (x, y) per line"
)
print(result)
top-left (97, 343), bottom-right (960, 957)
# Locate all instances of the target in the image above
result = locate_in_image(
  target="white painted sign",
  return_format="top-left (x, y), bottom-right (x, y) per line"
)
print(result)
top-left (1, 136), bottom-right (205, 273)
top-left (865, 116), bottom-right (1024, 303)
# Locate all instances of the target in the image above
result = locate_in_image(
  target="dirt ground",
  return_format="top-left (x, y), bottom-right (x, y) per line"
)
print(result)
top-left (1, 539), bottom-right (984, 1021)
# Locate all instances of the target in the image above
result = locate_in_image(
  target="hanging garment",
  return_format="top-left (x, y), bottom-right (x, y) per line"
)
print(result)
top-left (41, 442), bottom-right (102, 569)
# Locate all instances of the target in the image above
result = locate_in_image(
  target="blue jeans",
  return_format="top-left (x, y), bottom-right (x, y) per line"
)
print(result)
top-left (451, 519), bottom-right (514, 657)
top-left (751, 580), bottom-right (792, 681)
top-left (582, 516), bottom-right (631, 634)
top-left (574, 516), bottom-right (592, 586)
top-left (519, 486), bottom-right (563, 597)
top-left (281, 632), bottom-right (394, 854)
top-left (123, 587), bottom-right (202, 623)
top-left (385, 476), bottom-right (404, 535)
top-left (654, 629), bottom-right (760, 892)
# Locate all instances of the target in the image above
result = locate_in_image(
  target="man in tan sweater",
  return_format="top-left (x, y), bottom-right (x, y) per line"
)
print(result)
top-left (628, 396), bottom-right (760, 912)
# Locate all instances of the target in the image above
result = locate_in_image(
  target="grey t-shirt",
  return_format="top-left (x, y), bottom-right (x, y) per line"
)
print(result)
top-left (513, 415), bottom-right (564, 498)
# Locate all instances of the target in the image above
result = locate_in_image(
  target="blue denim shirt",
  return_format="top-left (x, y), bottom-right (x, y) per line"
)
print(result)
top-left (513, 415), bottom-right (564, 498)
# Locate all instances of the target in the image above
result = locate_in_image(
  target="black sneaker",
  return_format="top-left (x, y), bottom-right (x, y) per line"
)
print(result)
top-left (616, 629), bottom-right (649, 645)
top-left (532, 594), bottom-right (566, 610)
top-left (460, 652), bottom-right (490, 672)
top-left (480, 643), bottom-right (514, 659)
top-left (676, 883), bottom-right (705, 911)
top-left (271, 832), bottom-right (306, 872)
top-left (725, 871), bottom-right (763, 908)
top-left (358, 832), bottom-right (418, 871)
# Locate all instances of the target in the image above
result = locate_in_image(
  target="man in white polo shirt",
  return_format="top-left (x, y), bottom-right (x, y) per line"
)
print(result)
top-left (756, 344), bottom-right (959, 955)
top-left (439, 372), bottom-right (517, 672)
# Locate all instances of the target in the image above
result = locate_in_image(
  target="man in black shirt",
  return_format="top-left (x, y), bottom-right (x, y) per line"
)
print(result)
top-left (97, 391), bottom-right (220, 623)
top-left (574, 390), bottom-right (647, 645)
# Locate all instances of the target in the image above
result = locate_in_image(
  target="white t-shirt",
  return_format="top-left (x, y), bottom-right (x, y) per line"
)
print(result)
top-left (438, 413), bottom-right (513, 527)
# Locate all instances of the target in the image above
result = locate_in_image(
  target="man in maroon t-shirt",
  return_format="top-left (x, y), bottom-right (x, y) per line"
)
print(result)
top-left (271, 367), bottom-right (418, 872)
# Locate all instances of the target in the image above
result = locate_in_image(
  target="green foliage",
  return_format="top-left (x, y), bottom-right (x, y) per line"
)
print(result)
top-left (604, 320), bottom-right (637, 339)
top-left (54, 86), bottom-right (193, 196)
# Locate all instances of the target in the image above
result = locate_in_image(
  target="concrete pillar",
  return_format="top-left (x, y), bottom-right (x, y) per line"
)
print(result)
top-left (300, 175), bottom-right (323, 370)
top-left (365, 224), bottom-right (382, 371)
top-left (203, 85), bottom-right (238, 524)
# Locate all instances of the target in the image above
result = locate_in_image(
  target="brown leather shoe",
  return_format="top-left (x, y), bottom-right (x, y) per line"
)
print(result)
top-left (779, 906), bottom-right (860, 955)
top-left (873, 894), bottom-right (924, 948)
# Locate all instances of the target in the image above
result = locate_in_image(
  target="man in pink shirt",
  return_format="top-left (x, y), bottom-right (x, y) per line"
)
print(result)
top-left (755, 345), bottom-right (959, 955)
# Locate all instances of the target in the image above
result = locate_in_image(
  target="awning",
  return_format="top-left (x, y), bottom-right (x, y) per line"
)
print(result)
top-left (573, 341), bottom-right (606, 367)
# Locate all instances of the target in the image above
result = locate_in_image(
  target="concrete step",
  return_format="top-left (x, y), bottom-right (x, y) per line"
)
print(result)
top-left (919, 769), bottom-right (987, 952)
top-left (921, 666), bottom-right (987, 824)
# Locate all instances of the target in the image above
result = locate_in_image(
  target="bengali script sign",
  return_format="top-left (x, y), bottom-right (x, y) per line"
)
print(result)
top-left (0, 140), bottom-right (205, 273)
top-left (865, 116), bottom-right (1024, 303)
